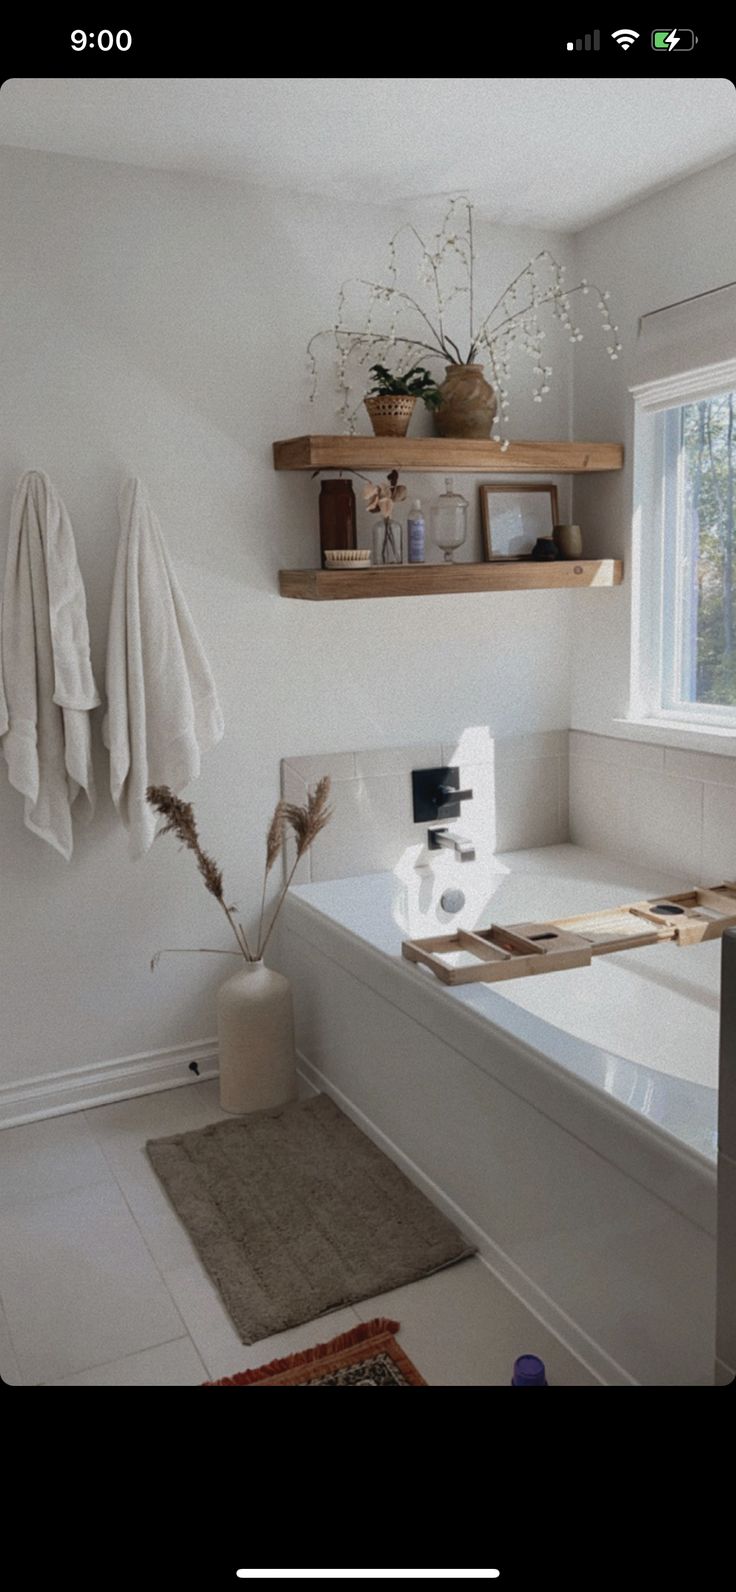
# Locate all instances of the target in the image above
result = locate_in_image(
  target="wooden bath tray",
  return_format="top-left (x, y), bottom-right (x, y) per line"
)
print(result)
top-left (402, 883), bottom-right (736, 986)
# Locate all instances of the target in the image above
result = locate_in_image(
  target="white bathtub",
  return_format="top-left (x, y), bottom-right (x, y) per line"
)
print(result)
top-left (282, 843), bottom-right (717, 1386)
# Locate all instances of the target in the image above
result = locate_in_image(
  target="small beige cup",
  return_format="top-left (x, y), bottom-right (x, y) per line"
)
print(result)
top-left (553, 523), bottom-right (583, 559)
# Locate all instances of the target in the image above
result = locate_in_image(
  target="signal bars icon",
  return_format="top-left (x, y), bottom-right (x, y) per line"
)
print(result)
top-left (566, 31), bottom-right (600, 50)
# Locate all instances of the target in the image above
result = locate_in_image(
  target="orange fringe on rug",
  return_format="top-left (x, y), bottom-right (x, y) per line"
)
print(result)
top-left (203, 1317), bottom-right (426, 1386)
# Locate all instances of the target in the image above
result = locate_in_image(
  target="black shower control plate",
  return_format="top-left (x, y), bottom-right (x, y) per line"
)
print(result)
top-left (412, 766), bottom-right (461, 823)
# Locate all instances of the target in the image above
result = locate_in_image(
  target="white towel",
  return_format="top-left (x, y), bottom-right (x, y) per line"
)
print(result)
top-left (103, 476), bottom-right (223, 858)
top-left (0, 471), bottom-right (99, 859)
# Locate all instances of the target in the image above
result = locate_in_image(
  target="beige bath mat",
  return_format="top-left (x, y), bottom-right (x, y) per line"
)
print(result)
top-left (147, 1094), bottom-right (474, 1343)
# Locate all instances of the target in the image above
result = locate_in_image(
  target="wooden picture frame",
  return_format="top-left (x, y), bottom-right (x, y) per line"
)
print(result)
top-left (480, 483), bottom-right (559, 561)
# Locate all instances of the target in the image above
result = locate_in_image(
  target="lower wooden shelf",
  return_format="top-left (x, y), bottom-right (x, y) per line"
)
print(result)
top-left (278, 559), bottom-right (623, 600)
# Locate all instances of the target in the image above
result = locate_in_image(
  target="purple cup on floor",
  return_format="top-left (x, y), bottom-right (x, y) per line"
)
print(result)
top-left (511, 1354), bottom-right (548, 1386)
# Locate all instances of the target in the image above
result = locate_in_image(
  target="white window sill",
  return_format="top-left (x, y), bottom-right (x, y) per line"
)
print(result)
top-left (613, 716), bottom-right (736, 756)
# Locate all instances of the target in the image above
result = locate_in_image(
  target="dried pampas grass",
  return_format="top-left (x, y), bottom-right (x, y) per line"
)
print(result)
top-left (146, 777), bottom-right (332, 967)
top-left (265, 800), bottom-right (288, 872)
top-left (283, 775), bottom-right (332, 858)
top-left (146, 787), bottom-right (224, 903)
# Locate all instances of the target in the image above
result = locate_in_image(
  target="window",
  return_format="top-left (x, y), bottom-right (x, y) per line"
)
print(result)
top-left (630, 283), bottom-right (736, 735)
top-left (633, 382), bottom-right (736, 730)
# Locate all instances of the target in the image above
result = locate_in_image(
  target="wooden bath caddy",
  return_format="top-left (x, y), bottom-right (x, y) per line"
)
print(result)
top-left (401, 884), bottom-right (736, 986)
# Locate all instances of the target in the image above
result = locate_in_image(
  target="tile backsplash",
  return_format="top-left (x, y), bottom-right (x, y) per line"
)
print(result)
top-left (569, 730), bottom-right (736, 883)
top-left (283, 725), bottom-right (736, 886)
top-left (282, 729), bottom-right (569, 883)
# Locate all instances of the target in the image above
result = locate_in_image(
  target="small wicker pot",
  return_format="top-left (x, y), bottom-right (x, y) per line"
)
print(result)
top-left (364, 393), bottom-right (417, 437)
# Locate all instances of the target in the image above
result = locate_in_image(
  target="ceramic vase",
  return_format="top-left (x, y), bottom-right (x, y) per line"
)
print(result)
top-left (435, 363), bottom-right (497, 438)
top-left (553, 523), bottom-right (584, 559)
top-left (217, 960), bottom-right (297, 1115)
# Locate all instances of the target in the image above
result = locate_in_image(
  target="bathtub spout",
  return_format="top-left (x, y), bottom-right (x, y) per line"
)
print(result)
top-left (429, 828), bottom-right (476, 861)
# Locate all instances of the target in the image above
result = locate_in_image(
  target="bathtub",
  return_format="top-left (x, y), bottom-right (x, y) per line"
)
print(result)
top-left (282, 843), bottom-right (717, 1386)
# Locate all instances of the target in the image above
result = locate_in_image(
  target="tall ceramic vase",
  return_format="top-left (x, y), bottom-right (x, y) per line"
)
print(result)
top-left (435, 363), bottom-right (497, 438)
top-left (217, 960), bottom-right (297, 1115)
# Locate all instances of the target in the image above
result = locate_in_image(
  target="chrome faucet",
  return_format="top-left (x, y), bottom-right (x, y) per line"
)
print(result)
top-left (429, 827), bottom-right (476, 862)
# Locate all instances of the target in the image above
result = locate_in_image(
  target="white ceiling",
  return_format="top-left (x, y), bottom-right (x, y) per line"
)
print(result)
top-left (1, 77), bottom-right (735, 230)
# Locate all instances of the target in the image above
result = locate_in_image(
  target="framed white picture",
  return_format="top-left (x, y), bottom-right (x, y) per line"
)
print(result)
top-left (480, 483), bottom-right (559, 559)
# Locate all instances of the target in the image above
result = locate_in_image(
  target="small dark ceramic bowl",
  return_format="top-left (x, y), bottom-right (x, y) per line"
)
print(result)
top-left (530, 538), bottom-right (559, 561)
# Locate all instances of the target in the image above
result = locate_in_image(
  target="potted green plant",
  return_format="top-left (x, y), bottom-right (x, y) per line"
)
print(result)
top-left (364, 364), bottom-right (440, 437)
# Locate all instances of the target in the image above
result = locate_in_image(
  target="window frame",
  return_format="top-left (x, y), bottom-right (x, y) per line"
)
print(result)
top-left (631, 371), bottom-right (736, 735)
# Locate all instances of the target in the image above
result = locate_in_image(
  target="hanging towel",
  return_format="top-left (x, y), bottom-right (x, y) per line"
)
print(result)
top-left (103, 476), bottom-right (223, 858)
top-left (0, 471), bottom-right (99, 859)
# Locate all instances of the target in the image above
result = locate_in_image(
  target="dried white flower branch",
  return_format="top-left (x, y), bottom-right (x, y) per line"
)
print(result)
top-left (307, 197), bottom-right (621, 440)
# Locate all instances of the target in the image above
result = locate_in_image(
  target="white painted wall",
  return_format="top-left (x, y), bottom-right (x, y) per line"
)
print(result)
top-left (0, 146), bottom-right (576, 1088)
top-left (570, 153), bottom-right (736, 735)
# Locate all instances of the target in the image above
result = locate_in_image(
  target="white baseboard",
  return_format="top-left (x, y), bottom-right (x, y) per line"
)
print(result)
top-left (0, 1038), bottom-right (219, 1128)
top-left (297, 1051), bottom-right (636, 1387)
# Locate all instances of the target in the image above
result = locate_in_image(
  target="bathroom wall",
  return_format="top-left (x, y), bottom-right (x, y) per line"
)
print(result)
top-left (569, 730), bottom-right (736, 883)
top-left (567, 155), bottom-right (736, 882)
top-left (0, 145), bottom-right (577, 1101)
top-left (569, 153), bottom-right (736, 738)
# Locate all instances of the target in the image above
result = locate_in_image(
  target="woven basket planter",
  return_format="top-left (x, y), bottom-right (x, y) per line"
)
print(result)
top-left (364, 393), bottom-right (417, 437)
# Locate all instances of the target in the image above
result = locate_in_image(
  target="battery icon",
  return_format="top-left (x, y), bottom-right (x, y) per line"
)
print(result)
top-left (652, 29), bottom-right (697, 50)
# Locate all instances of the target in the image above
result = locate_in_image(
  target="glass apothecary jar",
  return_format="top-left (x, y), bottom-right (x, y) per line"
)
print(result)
top-left (373, 517), bottom-right (403, 565)
top-left (431, 476), bottom-right (468, 562)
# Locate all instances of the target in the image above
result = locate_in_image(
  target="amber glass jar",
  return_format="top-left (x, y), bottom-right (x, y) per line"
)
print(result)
top-left (318, 478), bottom-right (357, 567)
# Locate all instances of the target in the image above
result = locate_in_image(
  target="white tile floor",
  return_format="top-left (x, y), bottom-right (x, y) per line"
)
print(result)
top-left (0, 1082), bottom-right (599, 1386)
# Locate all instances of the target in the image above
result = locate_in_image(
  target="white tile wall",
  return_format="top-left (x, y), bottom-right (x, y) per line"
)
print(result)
top-left (569, 730), bottom-right (664, 771)
top-left (569, 730), bottom-right (736, 884)
top-left (494, 755), bottom-right (567, 852)
top-left (309, 774), bottom-right (420, 883)
top-left (282, 730), bottom-right (569, 882)
top-left (355, 742), bottom-right (442, 778)
top-left (626, 769), bottom-right (704, 879)
top-left (569, 753), bottom-right (629, 855)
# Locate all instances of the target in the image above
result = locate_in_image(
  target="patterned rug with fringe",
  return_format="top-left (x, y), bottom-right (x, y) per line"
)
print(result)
top-left (204, 1318), bottom-right (426, 1386)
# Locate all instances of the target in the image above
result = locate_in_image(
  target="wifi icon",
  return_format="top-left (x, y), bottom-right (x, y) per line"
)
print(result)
top-left (612, 28), bottom-right (640, 49)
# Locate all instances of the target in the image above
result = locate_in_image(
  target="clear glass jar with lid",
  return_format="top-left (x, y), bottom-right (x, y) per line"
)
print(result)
top-left (431, 476), bottom-right (468, 563)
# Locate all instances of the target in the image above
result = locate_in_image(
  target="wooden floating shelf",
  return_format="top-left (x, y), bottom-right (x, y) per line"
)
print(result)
top-left (278, 560), bottom-right (623, 601)
top-left (273, 436), bottom-right (624, 474)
